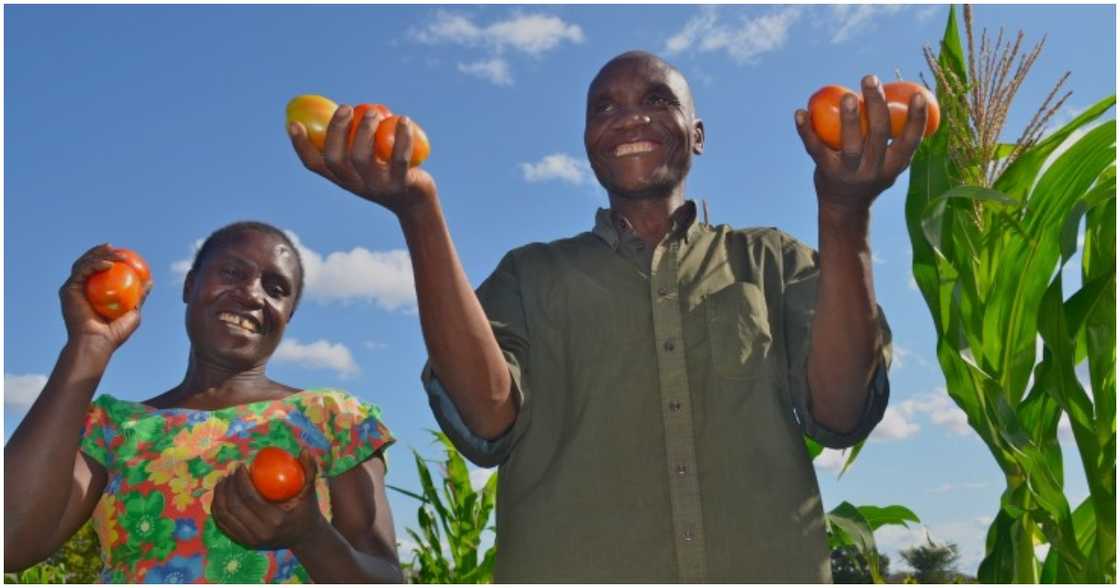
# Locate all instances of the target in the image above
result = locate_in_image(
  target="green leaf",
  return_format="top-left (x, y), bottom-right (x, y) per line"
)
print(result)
top-left (858, 504), bottom-right (921, 531)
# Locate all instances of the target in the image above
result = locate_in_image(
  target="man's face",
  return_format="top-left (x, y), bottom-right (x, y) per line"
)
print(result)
top-left (584, 54), bottom-right (704, 200)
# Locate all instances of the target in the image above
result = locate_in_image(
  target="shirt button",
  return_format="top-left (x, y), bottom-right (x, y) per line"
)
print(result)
top-left (683, 530), bottom-right (694, 543)
top-left (669, 400), bottom-right (681, 412)
top-left (664, 339), bottom-right (675, 352)
top-left (676, 464), bottom-right (688, 476)
top-left (657, 286), bottom-right (669, 297)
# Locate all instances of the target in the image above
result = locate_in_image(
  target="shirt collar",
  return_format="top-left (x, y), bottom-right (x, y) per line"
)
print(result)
top-left (592, 199), bottom-right (702, 249)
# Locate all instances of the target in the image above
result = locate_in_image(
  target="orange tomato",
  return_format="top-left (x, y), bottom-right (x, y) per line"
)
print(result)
top-left (374, 115), bottom-right (431, 167)
top-left (807, 84), bottom-right (868, 151)
top-left (883, 81), bottom-right (940, 139)
top-left (85, 262), bottom-right (143, 321)
top-left (347, 103), bottom-right (393, 147)
top-left (250, 447), bottom-right (305, 502)
top-left (286, 95), bottom-right (339, 151)
top-left (114, 248), bottom-right (151, 287)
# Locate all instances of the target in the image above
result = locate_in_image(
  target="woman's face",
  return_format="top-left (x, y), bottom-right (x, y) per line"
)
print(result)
top-left (183, 230), bottom-right (302, 370)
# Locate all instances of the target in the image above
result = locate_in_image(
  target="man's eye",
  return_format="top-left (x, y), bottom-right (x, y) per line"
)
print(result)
top-left (595, 102), bottom-right (615, 114)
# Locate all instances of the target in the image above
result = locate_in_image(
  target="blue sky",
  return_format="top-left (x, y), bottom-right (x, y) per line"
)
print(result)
top-left (4, 3), bottom-right (1115, 576)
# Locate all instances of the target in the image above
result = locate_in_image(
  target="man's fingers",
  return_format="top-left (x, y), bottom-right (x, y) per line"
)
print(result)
top-left (882, 92), bottom-right (929, 179)
top-left (350, 110), bottom-right (384, 172)
top-left (839, 93), bottom-right (864, 169)
top-left (794, 109), bottom-right (830, 163)
top-left (859, 75), bottom-right (890, 174)
top-left (288, 122), bottom-right (330, 175)
top-left (389, 117), bottom-right (414, 183)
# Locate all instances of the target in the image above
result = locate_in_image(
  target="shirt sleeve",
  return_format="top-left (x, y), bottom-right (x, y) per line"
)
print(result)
top-left (421, 250), bottom-right (532, 468)
top-left (778, 231), bottom-right (892, 449)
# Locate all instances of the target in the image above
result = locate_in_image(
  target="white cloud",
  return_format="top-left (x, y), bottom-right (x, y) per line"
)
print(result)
top-left (288, 233), bottom-right (416, 312)
top-left (814, 447), bottom-right (847, 473)
top-left (915, 5), bottom-right (942, 22)
top-left (4, 373), bottom-right (48, 408)
top-left (364, 340), bottom-right (388, 351)
top-left (828, 5), bottom-right (905, 44)
top-left (899, 389), bottom-right (972, 436)
top-left (458, 57), bottom-right (513, 86)
top-left (412, 12), bottom-right (584, 56)
top-left (171, 238), bottom-right (206, 282)
top-left (520, 153), bottom-right (591, 185)
top-left (469, 466), bottom-right (497, 491)
top-left (665, 6), bottom-right (802, 64)
top-left (871, 406), bottom-right (921, 441)
top-left (891, 344), bottom-right (930, 371)
top-left (929, 481), bottom-right (991, 495)
top-left (273, 338), bottom-right (359, 379)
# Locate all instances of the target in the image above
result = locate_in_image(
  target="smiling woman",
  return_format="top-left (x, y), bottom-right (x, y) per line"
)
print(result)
top-left (3, 221), bottom-right (404, 584)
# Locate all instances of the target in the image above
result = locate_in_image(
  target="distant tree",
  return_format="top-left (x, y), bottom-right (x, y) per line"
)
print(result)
top-left (831, 545), bottom-right (891, 583)
top-left (900, 537), bottom-right (960, 584)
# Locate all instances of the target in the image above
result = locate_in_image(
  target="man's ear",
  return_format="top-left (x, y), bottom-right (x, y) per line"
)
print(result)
top-left (183, 270), bottom-right (195, 304)
top-left (692, 119), bottom-right (705, 155)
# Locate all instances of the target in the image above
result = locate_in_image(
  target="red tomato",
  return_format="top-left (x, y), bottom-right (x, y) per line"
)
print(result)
top-left (286, 95), bottom-right (339, 151)
top-left (374, 115), bottom-right (431, 167)
top-left (250, 447), bottom-right (305, 502)
top-left (807, 84), bottom-right (868, 151)
top-left (85, 262), bottom-right (142, 321)
top-left (114, 248), bottom-right (151, 287)
top-left (883, 81), bottom-right (941, 139)
top-left (347, 103), bottom-right (393, 147)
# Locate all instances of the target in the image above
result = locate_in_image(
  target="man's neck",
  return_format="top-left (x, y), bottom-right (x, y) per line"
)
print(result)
top-left (607, 190), bottom-right (688, 250)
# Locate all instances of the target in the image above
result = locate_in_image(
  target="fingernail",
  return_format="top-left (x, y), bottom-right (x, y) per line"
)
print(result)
top-left (842, 94), bottom-right (857, 110)
top-left (795, 111), bottom-right (805, 125)
top-left (914, 93), bottom-right (926, 108)
top-left (288, 123), bottom-right (299, 136)
top-left (865, 75), bottom-right (879, 88)
top-left (338, 105), bottom-right (352, 117)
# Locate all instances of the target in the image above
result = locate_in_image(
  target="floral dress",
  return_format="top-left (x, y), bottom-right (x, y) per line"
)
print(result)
top-left (78, 389), bottom-right (394, 583)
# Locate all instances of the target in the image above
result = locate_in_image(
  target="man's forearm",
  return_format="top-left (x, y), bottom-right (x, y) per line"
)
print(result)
top-left (397, 195), bottom-right (516, 440)
top-left (291, 517), bottom-right (403, 583)
top-left (807, 204), bottom-right (883, 433)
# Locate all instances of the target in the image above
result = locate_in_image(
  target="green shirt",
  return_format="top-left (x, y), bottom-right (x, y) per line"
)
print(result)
top-left (423, 201), bottom-right (891, 582)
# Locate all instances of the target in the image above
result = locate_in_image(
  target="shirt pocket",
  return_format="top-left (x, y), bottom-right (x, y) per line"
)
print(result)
top-left (704, 282), bottom-right (773, 381)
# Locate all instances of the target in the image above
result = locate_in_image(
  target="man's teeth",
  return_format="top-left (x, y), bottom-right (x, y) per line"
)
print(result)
top-left (614, 141), bottom-right (656, 157)
top-left (218, 312), bottom-right (259, 333)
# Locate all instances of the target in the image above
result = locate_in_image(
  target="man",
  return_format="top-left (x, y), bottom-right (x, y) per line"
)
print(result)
top-left (290, 50), bottom-right (929, 582)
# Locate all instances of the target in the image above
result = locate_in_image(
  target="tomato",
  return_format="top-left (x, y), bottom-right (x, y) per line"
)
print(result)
top-left (114, 248), bottom-right (151, 287)
top-left (286, 95), bottom-right (339, 151)
top-left (374, 115), bottom-right (431, 167)
top-left (249, 447), bottom-right (305, 502)
top-left (883, 81), bottom-right (941, 139)
top-left (807, 85), bottom-right (868, 151)
top-left (347, 103), bottom-right (393, 147)
top-left (85, 262), bottom-right (142, 321)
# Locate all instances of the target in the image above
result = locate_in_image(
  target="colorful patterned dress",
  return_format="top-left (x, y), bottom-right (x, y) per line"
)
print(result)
top-left (78, 389), bottom-right (394, 583)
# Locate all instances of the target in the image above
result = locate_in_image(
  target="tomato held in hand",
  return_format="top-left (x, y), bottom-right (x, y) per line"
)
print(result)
top-left (808, 85), bottom-right (868, 151)
top-left (250, 447), bottom-right (305, 502)
top-left (287, 95), bottom-right (339, 151)
top-left (347, 103), bottom-right (393, 147)
top-left (85, 250), bottom-right (146, 321)
top-left (883, 81), bottom-right (940, 139)
top-left (114, 248), bottom-right (151, 287)
top-left (374, 115), bottom-right (431, 167)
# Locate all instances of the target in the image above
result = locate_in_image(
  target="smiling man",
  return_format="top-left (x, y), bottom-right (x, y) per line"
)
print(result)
top-left (291, 49), bottom-right (930, 582)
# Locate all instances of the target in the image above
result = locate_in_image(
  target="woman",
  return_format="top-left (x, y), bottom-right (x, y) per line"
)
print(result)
top-left (4, 221), bottom-right (403, 583)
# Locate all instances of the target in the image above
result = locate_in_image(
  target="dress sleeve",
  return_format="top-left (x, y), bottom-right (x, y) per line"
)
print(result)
top-left (779, 231), bottom-right (892, 449)
top-left (421, 249), bottom-right (532, 468)
top-left (79, 395), bottom-right (116, 467)
top-left (309, 391), bottom-right (396, 478)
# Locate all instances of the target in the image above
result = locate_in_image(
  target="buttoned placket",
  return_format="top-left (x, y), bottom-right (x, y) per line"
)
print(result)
top-left (650, 236), bottom-right (707, 582)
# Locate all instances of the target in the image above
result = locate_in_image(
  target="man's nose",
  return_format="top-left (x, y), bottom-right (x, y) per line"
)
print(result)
top-left (617, 110), bottom-right (652, 129)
